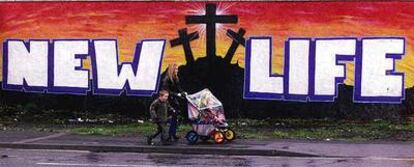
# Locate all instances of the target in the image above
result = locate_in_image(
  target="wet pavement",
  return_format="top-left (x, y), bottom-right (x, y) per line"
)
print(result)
top-left (1, 148), bottom-right (414, 167)
top-left (265, 140), bottom-right (414, 158)
top-left (2, 130), bottom-right (413, 158)
top-left (1, 130), bottom-right (414, 166)
top-left (0, 130), bottom-right (56, 143)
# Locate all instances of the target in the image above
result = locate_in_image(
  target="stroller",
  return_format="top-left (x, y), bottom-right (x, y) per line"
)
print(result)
top-left (185, 89), bottom-right (236, 144)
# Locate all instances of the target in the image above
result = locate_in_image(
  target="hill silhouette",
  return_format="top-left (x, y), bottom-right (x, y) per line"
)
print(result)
top-left (174, 55), bottom-right (244, 118)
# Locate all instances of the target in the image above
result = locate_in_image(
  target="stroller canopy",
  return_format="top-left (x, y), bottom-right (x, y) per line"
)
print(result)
top-left (186, 89), bottom-right (223, 110)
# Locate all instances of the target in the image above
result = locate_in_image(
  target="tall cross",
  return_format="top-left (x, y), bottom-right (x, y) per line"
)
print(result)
top-left (170, 28), bottom-right (199, 64)
top-left (186, 3), bottom-right (238, 58)
top-left (224, 28), bottom-right (246, 63)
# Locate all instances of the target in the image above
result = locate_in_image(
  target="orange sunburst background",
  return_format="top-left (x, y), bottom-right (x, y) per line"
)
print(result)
top-left (1, 2), bottom-right (414, 87)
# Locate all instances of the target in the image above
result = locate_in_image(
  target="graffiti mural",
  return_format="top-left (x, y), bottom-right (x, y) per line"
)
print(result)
top-left (1, 2), bottom-right (414, 119)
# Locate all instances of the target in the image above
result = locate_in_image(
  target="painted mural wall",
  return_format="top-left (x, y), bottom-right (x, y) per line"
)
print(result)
top-left (1, 2), bottom-right (414, 119)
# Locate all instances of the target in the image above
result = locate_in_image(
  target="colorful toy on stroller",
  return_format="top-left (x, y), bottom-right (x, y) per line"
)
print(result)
top-left (185, 89), bottom-right (236, 144)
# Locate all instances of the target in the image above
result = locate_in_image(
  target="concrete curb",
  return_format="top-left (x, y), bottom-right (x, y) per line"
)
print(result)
top-left (0, 142), bottom-right (320, 157)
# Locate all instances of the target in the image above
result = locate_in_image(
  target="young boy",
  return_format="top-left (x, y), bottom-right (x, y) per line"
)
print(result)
top-left (147, 90), bottom-right (174, 145)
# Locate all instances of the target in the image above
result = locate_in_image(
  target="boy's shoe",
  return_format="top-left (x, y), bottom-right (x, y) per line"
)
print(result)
top-left (147, 137), bottom-right (154, 145)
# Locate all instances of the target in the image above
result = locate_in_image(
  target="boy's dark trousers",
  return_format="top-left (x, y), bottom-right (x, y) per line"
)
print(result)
top-left (149, 122), bottom-right (168, 143)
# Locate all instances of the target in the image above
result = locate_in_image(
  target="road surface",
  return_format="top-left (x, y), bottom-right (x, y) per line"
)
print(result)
top-left (1, 148), bottom-right (413, 167)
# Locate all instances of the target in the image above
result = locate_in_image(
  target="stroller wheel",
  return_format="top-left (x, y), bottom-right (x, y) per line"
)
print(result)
top-left (224, 128), bottom-right (236, 141)
top-left (213, 131), bottom-right (224, 144)
top-left (186, 131), bottom-right (199, 145)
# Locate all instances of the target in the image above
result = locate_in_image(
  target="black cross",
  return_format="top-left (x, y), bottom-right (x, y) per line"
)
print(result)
top-left (170, 28), bottom-right (199, 64)
top-left (224, 28), bottom-right (246, 63)
top-left (186, 3), bottom-right (238, 58)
